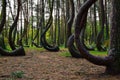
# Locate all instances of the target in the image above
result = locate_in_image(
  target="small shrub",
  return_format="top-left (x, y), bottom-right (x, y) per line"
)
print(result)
top-left (11, 71), bottom-right (25, 78)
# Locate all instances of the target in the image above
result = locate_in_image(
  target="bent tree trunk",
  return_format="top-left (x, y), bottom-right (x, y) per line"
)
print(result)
top-left (8, 0), bottom-right (21, 50)
top-left (74, 0), bottom-right (120, 75)
top-left (40, 0), bottom-right (59, 52)
top-left (0, 0), bottom-right (25, 56)
top-left (67, 0), bottom-right (83, 58)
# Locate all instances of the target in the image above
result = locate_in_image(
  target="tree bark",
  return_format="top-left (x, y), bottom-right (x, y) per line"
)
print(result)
top-left (67, 0), bottom-right (83, 58)
top-left (96, 0), bottom-right (106, 51)
top-left (74, 0), bottom-right (120, 75)
top-left (40, 0), bottom-right (59, 52)
top-left (105, 0), bottom-right (120, 74)
top-left (0, 0), bottom-right (25, 56)
top-left (8, 0), bottom-right (21, 50)
top-left (0, 0), bottom-right (6, 33)
top-left (74, 0), bottom-right (114, 67)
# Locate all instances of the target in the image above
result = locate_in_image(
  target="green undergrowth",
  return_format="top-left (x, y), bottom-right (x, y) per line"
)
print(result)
top-left (59, 49), bottom-right (107, 57)
top-left (0, 46), bottom-right (107, 57)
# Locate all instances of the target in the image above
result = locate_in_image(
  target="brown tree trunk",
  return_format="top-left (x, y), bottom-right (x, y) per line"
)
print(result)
top-left (0, 0), bottom-right (6, 33)
top-left (67, 0), bottom-right (83, 58)
top-left (96, 0), bottom-right (106, 51)
top-left (8, 0), bottom-right (21, 50)
top-left (105, 0), bottom-right (120, 74)
top-left (74, 0), bottom-right (120, 75)
top-left (74, 0), bottom-right (113, 71)
top-left (0, 0), bottom-right (25, 56)
top-left (40, 0), bottom-right (59, 52)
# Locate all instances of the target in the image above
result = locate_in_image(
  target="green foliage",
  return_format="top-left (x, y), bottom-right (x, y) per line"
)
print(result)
top-left (11, 71), bottom-right (25, 78)
top-left (90, 50), bottom-right (107, 56)
top-left (3, 71), bottom-right (25, 80)
top-left (59, 51), bottom-right (71, 57)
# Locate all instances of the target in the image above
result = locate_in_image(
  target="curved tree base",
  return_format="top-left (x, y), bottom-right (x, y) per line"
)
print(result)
top-left (41, 38), bottom-right (59, 52)
top-left (105, 66), bottom-right (120, 75)
top-left (67, 35), bottom-right (83, 58)
top-left (74, 0), bottom-right (113, 67)
top-left (32, 41), bottom-right (42, 48)
top-left (42, 45), bottom-right (59, 52)
top-left (0, 46), bottom-right (25, 56)
top-left (105, 57), bottom-right (120, 75)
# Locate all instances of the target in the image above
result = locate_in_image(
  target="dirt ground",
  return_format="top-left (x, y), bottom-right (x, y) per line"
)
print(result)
top-left (0, 49), bottom-right (120, 80)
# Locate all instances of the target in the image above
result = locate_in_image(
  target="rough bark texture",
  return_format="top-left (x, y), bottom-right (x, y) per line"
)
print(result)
top-left (105, 0), bottom-right (120, 74)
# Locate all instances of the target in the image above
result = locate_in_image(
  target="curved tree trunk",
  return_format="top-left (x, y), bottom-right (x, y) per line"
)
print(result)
top-left (67, 34), bottom-right (83, 58)
top-left (80, 9), bottom-right (94, 51)
top-left (0, 0), bottom-right (25, 56)
top-left (67, 0), bottom-right (94, 58)
top-left (0, 46), bottom-right (25, 56)
top-left (8, 0), bottom-right (21, 50)
top-left (40, 0), bottom-right (59, 52)
top-left (67, 0), bottom-right (83, 58)
top-left (74, 0), bottom-right (113, 68)
top-left (75, 0), bottom-right (120, 75)
top-left (67, 0), bottom-right (75, 39)
top-left (40, 16), bottom-right (59, 52)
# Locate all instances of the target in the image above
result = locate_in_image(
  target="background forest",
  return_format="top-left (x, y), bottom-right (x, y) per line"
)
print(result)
top-left (1, 0), bottom-right (120, 79)
top-left (0, 0), bottom-right (111, 52)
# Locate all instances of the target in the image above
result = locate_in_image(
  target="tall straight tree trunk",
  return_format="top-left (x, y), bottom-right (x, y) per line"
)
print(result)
top-left (57, 0), bottom-right (60, 46)
top-left (31, 0), bottom-right (33, 46)
top-left (104, 0), bottom-right (109, 39)
top-left (65, 0), bottom-right (70, 47)
top-left (93, 3), bottom-right (97, 43)
top-left (106, 0), bottom-right (120, 74)
top-left (96, 0), bottom-right (106, 51)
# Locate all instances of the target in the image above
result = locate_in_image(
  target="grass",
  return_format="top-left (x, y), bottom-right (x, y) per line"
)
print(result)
top-left (1, 45), bottom-right (107, 57)
top-left (59, 49), bottom-right (107, 57)
top-left (59, 51), bottom-right (71, 57)
top-left (24, 47), bottom-right (108, 57)
top-left (90, 50), bottom-right (107, 56)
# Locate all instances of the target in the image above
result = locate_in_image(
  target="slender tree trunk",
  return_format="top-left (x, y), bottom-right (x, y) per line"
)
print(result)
top-left (96, 0), bottom-right (106, 51)
top-left (104, 0), bottom-right (109, 39)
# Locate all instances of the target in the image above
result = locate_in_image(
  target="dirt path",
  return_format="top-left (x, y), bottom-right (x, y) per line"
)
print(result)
top-left (0, 49), bottom-right (120, 80)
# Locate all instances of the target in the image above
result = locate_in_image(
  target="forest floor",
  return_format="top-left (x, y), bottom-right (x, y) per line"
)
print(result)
top-left (0, 49), bottom-right (120, 80)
